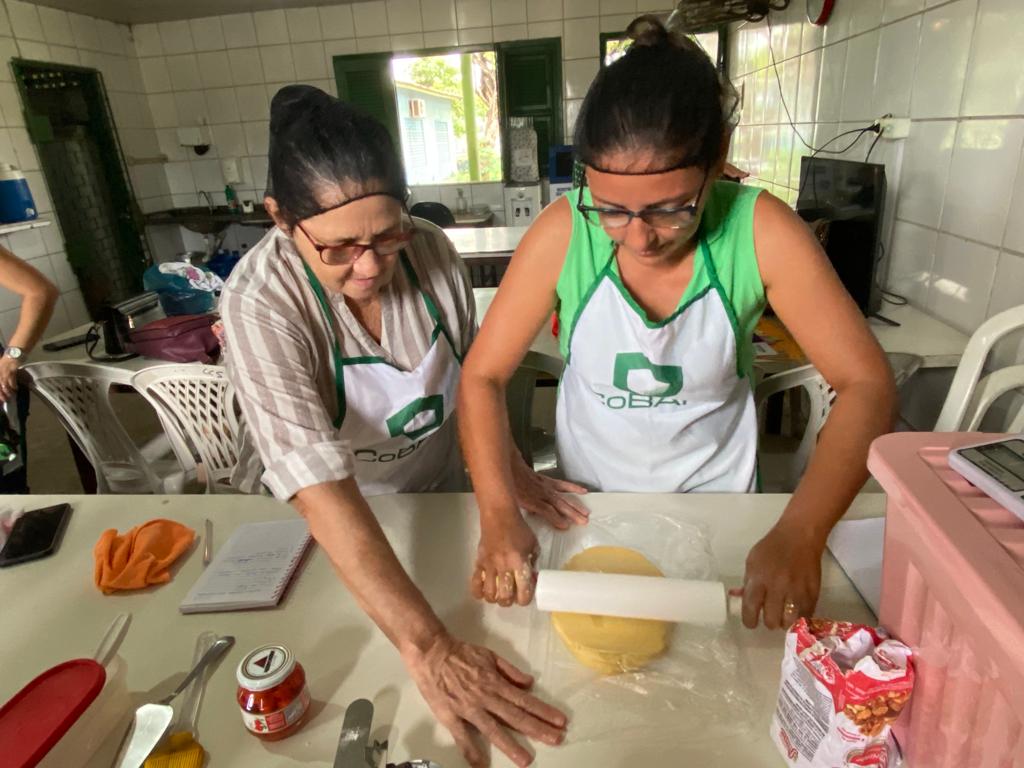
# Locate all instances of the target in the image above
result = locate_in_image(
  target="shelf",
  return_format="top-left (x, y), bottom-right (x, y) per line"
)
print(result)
top-left (0, 219), bottom-right (51, 237)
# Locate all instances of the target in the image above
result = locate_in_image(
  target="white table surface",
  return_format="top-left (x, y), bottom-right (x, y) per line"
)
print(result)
top-left (0, 492), bottom-right (885, 767)
top-left (867, 303), bottom-right (970, 369)
top-left (444, 226), bottom-right (528, 258)
top-left (33, 323), bottom-right (158, 373)
top-left (473, 287), bottom-right (561, 359)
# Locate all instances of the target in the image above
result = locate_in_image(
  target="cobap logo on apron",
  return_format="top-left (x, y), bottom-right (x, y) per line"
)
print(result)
top-left (385, 395), bottom-right (445, 440)
top-left (612, 352), bottom-right (684, 397)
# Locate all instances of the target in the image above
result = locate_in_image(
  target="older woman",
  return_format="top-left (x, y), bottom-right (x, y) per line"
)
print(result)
top-left (220, 86), bottom-right (580, 768)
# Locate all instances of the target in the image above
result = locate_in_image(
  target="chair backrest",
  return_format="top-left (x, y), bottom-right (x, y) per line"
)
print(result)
top-left (410, 202), bottom-right (456, 228)
top-left (754, 364), bottom-right (836, 490)
top-left (22, 362), bottom-right (164, 494)
top-left (130, 364), bottom-right (239, 493)
top-left (958, 365), bottom-right (1024, 433)
top-left (506, 351), bottom-right (563, 467)
top-left (935, 304), bottom-right (1024, 432)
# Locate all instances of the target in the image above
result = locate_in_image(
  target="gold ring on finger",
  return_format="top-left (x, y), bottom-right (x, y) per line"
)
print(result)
top-left (784, 600), bottom-right (798, 614)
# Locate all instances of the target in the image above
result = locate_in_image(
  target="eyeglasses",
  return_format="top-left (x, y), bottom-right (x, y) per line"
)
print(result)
top-left (576, 171), bottom-right (707, 231)
top-left (295, 220), bottom-right (417, 266)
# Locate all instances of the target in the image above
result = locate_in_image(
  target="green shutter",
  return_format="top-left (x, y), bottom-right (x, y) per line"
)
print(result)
top-left (497, 38), bottom-right (562, 178)
top-left (333, 53), bottom-right (400, 144)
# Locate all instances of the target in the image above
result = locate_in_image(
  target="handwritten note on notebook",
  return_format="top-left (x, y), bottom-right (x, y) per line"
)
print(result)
top-left (179, 519), bottom-right (312, 614)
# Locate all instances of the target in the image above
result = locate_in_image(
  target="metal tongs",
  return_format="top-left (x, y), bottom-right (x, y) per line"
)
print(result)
top-left (334, 698), bottom-right (440, 768)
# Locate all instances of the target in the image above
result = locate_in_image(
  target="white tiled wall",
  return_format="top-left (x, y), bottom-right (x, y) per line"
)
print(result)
top-left (0, 1), bottom-right (168, 337)
top-left (730, 0), bottom-right (1024, 426)
top-left (130, 0), bottom-right (676, 230)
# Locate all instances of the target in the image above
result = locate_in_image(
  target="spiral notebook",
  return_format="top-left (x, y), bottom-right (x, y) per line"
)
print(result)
top-left (179, 519), bottom-right (312, 614)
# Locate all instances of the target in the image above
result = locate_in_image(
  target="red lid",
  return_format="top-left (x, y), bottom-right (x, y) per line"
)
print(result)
top-left (0, 658), bottom-right (106, 768)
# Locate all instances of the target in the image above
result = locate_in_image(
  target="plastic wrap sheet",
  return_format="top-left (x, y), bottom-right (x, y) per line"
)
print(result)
top-left (528, 511), bottom-right (759, 746)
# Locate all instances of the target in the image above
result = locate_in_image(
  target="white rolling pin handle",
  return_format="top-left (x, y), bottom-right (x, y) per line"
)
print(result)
top-left (535, 570), bottom-right (734, 626)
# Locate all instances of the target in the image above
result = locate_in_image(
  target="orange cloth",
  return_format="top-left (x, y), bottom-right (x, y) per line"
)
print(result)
top-left (93, 519), bottom-right (195, 594)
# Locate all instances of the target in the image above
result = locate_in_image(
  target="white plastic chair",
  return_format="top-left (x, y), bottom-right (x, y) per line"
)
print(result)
top-left (130, 364), bottom-right (240, 493)
top-left (934, 305), bottom-right (1024, 432)
top-left (506, 351), bottom-right (563, 471)
top-left (755, 364), bottom-right (836, 492)
top-left (22, 362), bottom-right (185, 494)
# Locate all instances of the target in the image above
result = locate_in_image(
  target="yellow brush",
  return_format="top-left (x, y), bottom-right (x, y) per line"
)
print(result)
top-left (142, 731), bottom-right (204, 768)
top-left (143, 632), bottom-right (217, 768)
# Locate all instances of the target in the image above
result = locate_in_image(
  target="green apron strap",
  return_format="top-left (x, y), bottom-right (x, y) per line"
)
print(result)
top-left (399, 251), bottom-right (463, 363)
top-left (699, 237), bottom-right (745, 378)
top-left (302, 261), bottom-right (346, 429)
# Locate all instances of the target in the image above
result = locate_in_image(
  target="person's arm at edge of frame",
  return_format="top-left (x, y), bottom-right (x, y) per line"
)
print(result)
top-left (740, 191), bottom-right (897, 630)
top-left (0, 246), bottom-right (59, 401)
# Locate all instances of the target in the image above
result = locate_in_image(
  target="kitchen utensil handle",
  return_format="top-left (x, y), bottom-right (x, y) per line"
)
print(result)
top-left (175, 631), bottom-right (218, 735)
top-left (93, 613), bottom-right (131, 666)
top-left (161, 636), bottom-right (233, 705)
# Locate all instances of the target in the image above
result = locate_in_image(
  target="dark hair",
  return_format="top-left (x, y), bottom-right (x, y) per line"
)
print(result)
top-left (267, 85), bottom-right (407, 227)
top-left (574, 15), bottom-right (738, 173)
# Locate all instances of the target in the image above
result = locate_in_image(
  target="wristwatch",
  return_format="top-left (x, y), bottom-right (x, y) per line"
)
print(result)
top-left (3, 347), bottom-right (24, 361)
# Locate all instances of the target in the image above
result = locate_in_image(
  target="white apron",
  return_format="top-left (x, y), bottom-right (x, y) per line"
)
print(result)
top-left (305, 255), bottom-right (464, 496)
top-left (556, 238), bottom-right (758, 493)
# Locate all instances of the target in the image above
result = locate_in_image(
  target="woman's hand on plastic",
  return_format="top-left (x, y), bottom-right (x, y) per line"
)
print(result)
top-left (472, 510), bottom-right (540, 607)
top-left (403, 632), bottom-right (567, 767)
top-left (511, 455), bottom-right (590, 530)
top-left (0, 357), bottom-right (18, 402)
top-left (738, 520), bottom-right (824, 629)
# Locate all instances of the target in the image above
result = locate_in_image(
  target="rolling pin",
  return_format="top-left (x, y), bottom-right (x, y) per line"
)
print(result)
top-left (535, 570), bottom-right (741, 626)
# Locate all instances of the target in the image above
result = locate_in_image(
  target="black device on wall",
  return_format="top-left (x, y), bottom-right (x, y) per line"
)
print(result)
top-left (796, 157), bottom-right (887, 317)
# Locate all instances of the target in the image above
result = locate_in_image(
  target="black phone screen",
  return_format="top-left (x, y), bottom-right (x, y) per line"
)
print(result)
top-left (0, 504), bottom-right (72, 566)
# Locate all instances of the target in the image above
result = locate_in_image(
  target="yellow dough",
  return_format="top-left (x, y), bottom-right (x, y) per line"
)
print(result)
top-left (551, 546), bottom-right (670, 674)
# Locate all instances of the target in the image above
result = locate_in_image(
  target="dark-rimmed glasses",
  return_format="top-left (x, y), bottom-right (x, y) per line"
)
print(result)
top-left (576, 171), bottom-right (708, 231)
top-left (295, 219), bottom-right (418, 266)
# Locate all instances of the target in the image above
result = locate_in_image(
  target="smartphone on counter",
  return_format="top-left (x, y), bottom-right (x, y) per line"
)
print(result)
top-left (0, 503), bottom-right (72, 567)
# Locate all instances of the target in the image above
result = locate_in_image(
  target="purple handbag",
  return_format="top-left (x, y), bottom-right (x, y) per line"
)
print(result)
top-left (127, 314), bottom-right (220, 363)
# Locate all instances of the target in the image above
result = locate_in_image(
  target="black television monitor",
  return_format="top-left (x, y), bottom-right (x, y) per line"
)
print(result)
top-left (796, 156), bottom-right (887, 316)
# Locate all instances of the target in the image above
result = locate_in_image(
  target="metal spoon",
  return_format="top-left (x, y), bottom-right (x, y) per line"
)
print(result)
top-left (111, 635), bottom-right (234, 768)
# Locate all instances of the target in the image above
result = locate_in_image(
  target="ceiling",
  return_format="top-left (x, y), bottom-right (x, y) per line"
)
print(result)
top-left (27, 0), bottom-right (361, 24)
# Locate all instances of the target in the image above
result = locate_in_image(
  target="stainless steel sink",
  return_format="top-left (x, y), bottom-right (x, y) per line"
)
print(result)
top-left (144, 205), bottom-right (273, 235)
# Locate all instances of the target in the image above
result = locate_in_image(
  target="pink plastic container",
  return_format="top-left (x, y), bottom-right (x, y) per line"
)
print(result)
top-left (868, 432), bottom-right (1024, 768)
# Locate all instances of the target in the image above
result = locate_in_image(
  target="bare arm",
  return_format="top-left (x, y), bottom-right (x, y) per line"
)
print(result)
top-left (458, 198), bottom-right (588, 608)
top-left (292, 478), bottom-right (446, 653)
top-left (0, 247), bottom-right (59, 400)
top-left (0, 247), bottom-right (59, 353)
top-left (741, 192), bottom-right (896, 629)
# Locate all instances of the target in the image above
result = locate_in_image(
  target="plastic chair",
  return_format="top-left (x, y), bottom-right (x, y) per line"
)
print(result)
top-left (955, 365), bottom-right (1024, 433)
top-left (506, 351), bottom-right (563, 471)
top-left (934, 304), bottom-right (1024, 432)
top-left (22, 362), bottom-right (185, 494)
top-left (754, 364), bottom-right (836, 492)
top-left (410, 201), bottom-right (456, 228)
top-left (130, 364), bottom-right (240, 493)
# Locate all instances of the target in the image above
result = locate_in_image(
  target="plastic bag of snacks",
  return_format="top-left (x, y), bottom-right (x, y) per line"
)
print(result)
top-left (772, 618), bottom-right (914, 768)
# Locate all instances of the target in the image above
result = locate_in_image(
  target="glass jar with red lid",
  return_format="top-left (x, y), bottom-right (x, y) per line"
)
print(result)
top-left (236, 644), bottom-right (310, 740)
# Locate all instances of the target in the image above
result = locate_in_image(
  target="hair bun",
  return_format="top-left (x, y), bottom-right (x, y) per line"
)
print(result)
top-left (269, 84), bottom-right (331, 136)
top-left (626, 15), bottom-right (670, 48)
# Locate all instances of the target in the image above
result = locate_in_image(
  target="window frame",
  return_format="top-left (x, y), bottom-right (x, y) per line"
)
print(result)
top-left (599, 25), bottom-right (729, 73)
top-left (334, 40), bottom-right (561, 185)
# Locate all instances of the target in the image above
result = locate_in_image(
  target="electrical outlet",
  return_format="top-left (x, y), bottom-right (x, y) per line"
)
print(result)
top-left (878, 117), bottom-right (911, 139)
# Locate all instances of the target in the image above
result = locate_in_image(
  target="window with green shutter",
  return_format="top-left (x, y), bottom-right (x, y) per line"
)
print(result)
top-left (331, 38), bottom-right (562, 183)
top-left (333, 52), bottom-right (400, 145)
top-left (496, 38), bottom-right (562, 179)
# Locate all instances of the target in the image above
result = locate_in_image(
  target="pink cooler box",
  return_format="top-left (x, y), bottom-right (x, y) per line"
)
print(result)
top-left (868, 432), bottom-right (1024, 767)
